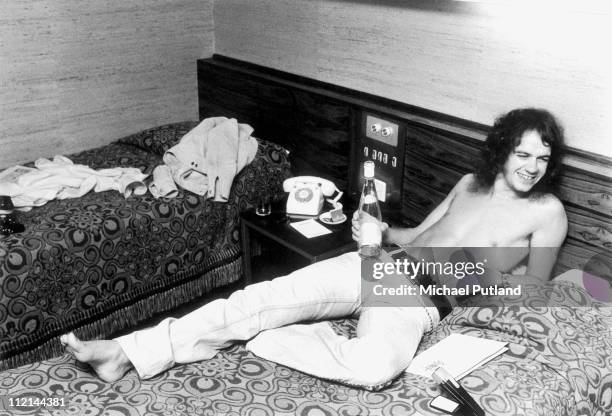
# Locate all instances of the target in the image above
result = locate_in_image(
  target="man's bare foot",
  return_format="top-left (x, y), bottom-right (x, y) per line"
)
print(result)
top-left (60, 332), bottom-right (133, 382)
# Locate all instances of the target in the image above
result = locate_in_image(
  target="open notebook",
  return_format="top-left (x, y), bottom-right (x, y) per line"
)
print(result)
top-left (406, 333), bottom-right (508, 379)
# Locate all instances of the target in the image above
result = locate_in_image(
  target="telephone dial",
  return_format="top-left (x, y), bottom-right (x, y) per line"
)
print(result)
top-left (283, 176), bottom-right (342, 217)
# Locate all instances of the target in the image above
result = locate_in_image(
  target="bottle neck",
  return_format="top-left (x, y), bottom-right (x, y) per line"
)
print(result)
top-left (362, 177), bottom-right (376, 192)
top-left (364, 175), bottom-right (376, 184)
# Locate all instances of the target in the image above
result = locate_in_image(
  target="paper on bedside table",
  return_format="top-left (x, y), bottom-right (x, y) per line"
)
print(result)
top-left (290, 219), bottom-right (332, 238)
top-left (406, 333), bottom-right (507, 380)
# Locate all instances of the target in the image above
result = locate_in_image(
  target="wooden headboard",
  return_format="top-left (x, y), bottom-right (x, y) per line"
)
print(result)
top-left (197, 55), bottom-right (612, 279)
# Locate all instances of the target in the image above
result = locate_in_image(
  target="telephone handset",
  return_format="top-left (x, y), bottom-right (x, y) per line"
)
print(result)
top-left (283, 176), bottom-right (343, 217)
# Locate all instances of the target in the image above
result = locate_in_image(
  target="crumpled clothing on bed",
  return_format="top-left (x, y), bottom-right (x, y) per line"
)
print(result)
top-left (0, 155), bottom-right (147, 211)
top-left (161, 117), bottom-right (258, 201)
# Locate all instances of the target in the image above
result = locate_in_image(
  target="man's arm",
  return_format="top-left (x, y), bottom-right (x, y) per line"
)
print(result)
top-left (490, 197), bottom-right (568, 288)
top-left (383, 174), bottom-right (472, 246)
top-left (525, 197), bottom-right (568, 281)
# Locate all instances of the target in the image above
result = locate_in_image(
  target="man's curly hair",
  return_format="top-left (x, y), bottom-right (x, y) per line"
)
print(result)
top-left (473, 108), bottom-right (565, 196)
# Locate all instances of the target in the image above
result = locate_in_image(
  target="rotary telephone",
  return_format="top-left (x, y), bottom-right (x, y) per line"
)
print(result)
top-left (283, 176), bottom-right (342, 217)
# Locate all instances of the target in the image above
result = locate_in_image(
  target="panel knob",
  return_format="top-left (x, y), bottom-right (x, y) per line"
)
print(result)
top-left (381, 126), bottom-right (393, 137)
top-left (370, 123), bottom-right (382, 133)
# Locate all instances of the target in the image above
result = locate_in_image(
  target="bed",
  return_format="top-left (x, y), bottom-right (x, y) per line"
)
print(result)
top-left (0, 279), bottom-right (609, 415)
top-left (0, 121), bottom-right (291, 371)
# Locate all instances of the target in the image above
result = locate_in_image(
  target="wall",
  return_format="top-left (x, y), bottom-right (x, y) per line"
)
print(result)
top-left (0, 0), bottom-right (214, 168)
top-left (214, 0), bottom-right (612, 158)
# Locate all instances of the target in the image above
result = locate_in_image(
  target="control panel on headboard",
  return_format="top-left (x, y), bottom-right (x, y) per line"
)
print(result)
top-left (349, 111), bottom-right (406, 221)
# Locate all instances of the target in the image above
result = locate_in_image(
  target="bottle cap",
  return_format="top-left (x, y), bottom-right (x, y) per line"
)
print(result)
top-left (363, 161), bottom-right (375, 178)
top-left (0, 195), bottom-right (14, 210)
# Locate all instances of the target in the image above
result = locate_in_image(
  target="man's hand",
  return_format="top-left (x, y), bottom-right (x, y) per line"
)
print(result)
top-left (351, 211), bottom-right (389, 243)
top-left (479, 268), bottom-right (546, 288)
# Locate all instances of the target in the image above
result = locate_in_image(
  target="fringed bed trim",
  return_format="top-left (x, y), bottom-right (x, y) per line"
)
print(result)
top-left (0, 257), bottom-right (242, 372)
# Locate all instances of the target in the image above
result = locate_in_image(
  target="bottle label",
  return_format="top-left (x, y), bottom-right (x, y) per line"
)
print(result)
top-left (363, 194), bottom-right (377, 204)
top-left (360, 222), bottom-right (381, 246)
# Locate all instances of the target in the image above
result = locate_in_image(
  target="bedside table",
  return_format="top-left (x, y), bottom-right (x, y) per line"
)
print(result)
top-left (240, 210), bottom-right (356, 285)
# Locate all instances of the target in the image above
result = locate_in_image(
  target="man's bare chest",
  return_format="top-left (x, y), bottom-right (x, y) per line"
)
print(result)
top-left (443, 195), bottom-right (538, 247)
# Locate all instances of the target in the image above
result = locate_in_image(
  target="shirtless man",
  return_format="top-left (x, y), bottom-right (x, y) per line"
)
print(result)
top-left (375, 128), bottom-right (567, 281)
top-left (61, 108), bottom-right (567, 390)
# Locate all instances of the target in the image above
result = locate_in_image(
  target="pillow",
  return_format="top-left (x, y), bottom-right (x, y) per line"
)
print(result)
top-left (116, 121), bottom-right (200, 156)
top-left (429, 281), bottom-right (612, 415)
top-left (554, 269), bottom-right (612, 304)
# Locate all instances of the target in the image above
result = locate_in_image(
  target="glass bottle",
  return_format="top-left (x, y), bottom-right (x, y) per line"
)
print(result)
top-left (358, 161), bottom-right (382, 258)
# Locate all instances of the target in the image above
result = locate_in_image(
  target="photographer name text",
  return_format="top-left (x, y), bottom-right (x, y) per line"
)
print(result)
top-left (372, 284), bottom-right (521, 297)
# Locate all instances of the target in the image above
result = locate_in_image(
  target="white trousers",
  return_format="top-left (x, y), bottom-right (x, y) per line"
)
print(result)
top-left (115, 252), bottom-right (439, 390)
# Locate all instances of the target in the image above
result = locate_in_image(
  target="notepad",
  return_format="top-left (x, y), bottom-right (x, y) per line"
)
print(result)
top-left (406, 334), bottom-right (508, 380)
top-left (290, 219), bottom-right (332, 238)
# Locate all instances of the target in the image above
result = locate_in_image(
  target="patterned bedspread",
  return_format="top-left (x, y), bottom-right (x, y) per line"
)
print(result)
top-left (0, 281), bottom-right (610, 416)
top-left (0, 122), bottom-right (291, 370)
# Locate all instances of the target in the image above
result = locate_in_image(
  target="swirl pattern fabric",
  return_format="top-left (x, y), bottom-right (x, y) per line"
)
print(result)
top-left (0, 282), bottom-right (609, 416)
top-left (0, 122), bottom-right (291, 370)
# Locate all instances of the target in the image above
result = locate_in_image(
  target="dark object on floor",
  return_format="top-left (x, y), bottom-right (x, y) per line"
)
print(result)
top-left (0, 195), bottom-right (25, 236)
